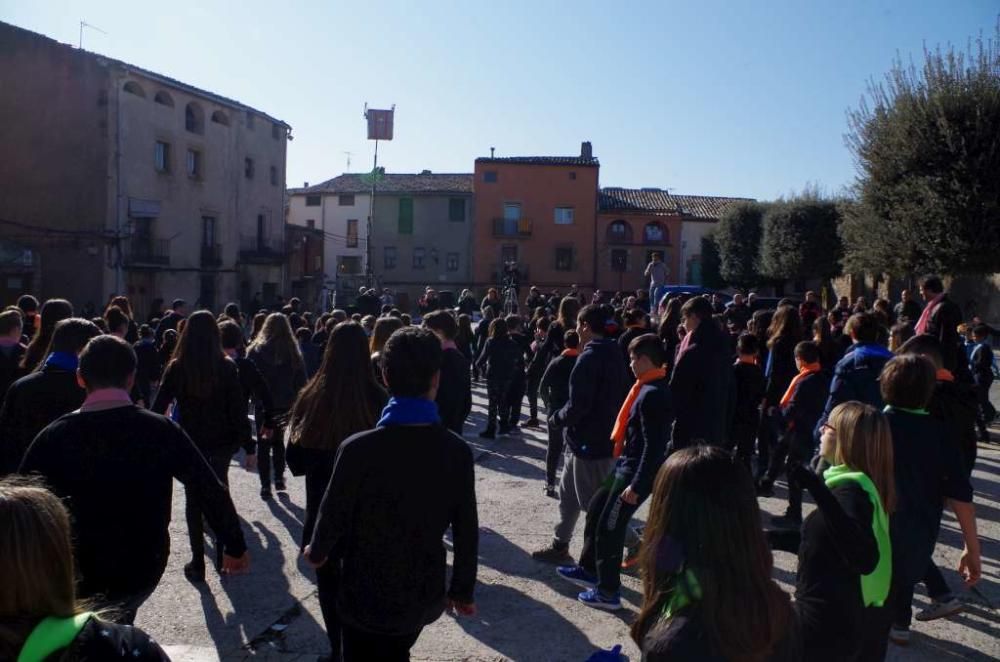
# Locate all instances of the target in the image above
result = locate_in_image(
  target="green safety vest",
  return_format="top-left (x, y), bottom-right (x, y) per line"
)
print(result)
top-left (17, 612), bottom-right (93, 662)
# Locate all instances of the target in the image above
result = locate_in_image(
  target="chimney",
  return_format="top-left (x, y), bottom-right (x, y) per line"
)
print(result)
top-left (421, 169), bottom-right (432, 175)
top-left (490, 147), bottom-right (495, 158)
top-left (581, 141), bottom-right (593, 160)
top-left (303, 181), bottom-right (309, 188)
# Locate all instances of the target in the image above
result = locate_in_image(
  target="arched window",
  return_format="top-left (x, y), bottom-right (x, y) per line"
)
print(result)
top-left (123, 81), bottom-right (146, 98)
top-left (185, 102), bottom-right (204, 134)
top-left (644, 222), bottom-right (668, 244)
top-left (154, 91), bottom-right (174, 107)
top-left (211, 110), bottom-right (230, 126)
top-left (606, 219), bottom-right (633, 243)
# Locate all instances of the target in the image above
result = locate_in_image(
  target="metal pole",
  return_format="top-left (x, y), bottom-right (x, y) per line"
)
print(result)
top-left (366, 139), bottom-right (378, 289)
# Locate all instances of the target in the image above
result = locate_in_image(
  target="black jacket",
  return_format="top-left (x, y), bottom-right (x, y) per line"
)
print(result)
top-left (538, 352), bottom-right (577, 413)
top-left (247, 344), bottom-right (307, 412)
top-left (0, 366), bottom-right (85, 475)
top-left (0, 616), bottom-right (169, 662)
top-left (641, 611), bottom-right (799, 662)
top-left (732, 361), bottom-right (765, 428)
top-left (778, 371), bottom-right (830, 457)
top-left (475, 336), bottom-right (521, 383)
top-left (307, 424), bottom-right (478, 635)
top-left (764, 335), bottom-right (798, 405)
top-left (233, 356), bottom-right (275, 452)
top-left (929, 378), bottom-right (979, 477)
top-left (0, 342), bottom-right (25, 403)
top-left (924, 294), bottom-right (966, 376)
top-left (616, 377), bottom-right (672, 498)
top-left (436, 347), bottom-right (472, 435)
top-left (669, 321), bottom-right (733, 448)
top-left (20, 405), bottom-right (247, 601)
top-left (894, 299), bottom-right (922, 324)
top-left (152, 357), bottom-right (251, 453)
top-left (552, 338), bottom-right (629, 459)
top-left (154, 310), bottom-right (184, 346)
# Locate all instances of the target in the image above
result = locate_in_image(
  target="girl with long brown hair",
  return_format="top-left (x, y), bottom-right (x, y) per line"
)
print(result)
top-left (286, 322), bottom-right (387, 662)
top-left (153, 310), bottom-right (250, 582)
top-left (632, 445), bottom-right (797, 661)
top-left (370, 316), bottom-right (404, 386)
top-left (774, 401), bottom-right (895, 661)
top-left (758, 305), bottom-right (801, 488)
top-left (247, 313), bottom-right (306, 499)
top-left (0, 479), bottom-right (168, 660)
top-left (21, 298), bottom-right (73, 372)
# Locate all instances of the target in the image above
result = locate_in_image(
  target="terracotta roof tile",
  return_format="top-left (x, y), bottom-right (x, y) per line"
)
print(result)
top-left (670, 194), bottom-right (755, 220)
top-left (599, 188), bottom-right (677, 214)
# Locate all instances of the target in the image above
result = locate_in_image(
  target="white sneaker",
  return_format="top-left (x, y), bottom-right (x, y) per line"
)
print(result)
top-left (915, 598), bottom-right (963, 622)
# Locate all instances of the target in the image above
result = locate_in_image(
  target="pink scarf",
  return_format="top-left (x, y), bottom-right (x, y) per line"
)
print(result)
top-left (914, 293), bottom-right (944, 335)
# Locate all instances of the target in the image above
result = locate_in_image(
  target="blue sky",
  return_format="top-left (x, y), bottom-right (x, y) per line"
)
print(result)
top-left (3, 1), bottom-right (996, 200)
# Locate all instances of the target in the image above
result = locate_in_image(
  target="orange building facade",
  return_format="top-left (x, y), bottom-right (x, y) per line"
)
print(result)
top-left (596, 188), bottom-right (682, 295)
top-left (471, 145), bottom-right (600, 291)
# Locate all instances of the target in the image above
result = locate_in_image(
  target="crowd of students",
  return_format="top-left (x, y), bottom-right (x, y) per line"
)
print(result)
top-left (0, 272), bottom-right (994, 661)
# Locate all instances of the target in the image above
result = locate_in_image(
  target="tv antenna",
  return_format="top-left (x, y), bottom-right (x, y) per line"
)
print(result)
top-left (343, 151), bottom-right (353, 171)
top-left (79, 21), bottom-right (107, 49)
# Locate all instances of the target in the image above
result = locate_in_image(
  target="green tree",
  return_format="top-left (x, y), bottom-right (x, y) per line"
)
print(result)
top-left (844, 27), bottom-right (1000, 275)
top-left (714, 201), bottom-right (766, 289)
top-left (700, 231), bottom-right (725, 289)
top-left (759, 196), bottom-right (842, 281)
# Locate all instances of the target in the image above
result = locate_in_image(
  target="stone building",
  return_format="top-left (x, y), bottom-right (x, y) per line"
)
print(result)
top-left (0, 21), bottom-right (289, 317)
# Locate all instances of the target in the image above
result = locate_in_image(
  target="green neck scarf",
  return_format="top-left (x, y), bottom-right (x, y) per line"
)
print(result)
top-left (883, 405), bottom-right (929, 416)
top-left (823, 465), bottom-right (892, 607)
top-left (18, 613), bottom-right (93, 662)
top-left (661, 568), bottom-right (703, 619)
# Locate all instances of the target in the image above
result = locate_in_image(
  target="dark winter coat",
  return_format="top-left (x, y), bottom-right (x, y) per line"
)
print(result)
top-left (669, 321), bottom-right (733, 448)
top-left (0, 366), bottom-right (84, 475)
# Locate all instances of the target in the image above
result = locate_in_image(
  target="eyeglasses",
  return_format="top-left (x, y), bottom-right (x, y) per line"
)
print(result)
top-left (820, 423), bottom-right (835, 434)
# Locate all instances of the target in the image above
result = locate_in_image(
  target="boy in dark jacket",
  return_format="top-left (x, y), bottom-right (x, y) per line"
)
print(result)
top-left (0, 308), bottom-right (26, 403)
top-left (502, 315), bottom-right (531, 435)
top-left (760, 341), bottom-right (830, 525)
top-left (731, 333), bottom-right (765, 470)
top-left (556, 334), bottom-right (672, 610)
top-left (220, 321), bottom-right (275, 469)
top-left (475, 318), bottom-right (521, 439)
top-left (880, 355), bottom-right (981, 646)
top-left (532, 305), bottom-right (629, 565)
top-left (970, 324), bottom-right (996, 442)
top-left (538, 330), bottom-right (581, 496)
top-left (132, 324), bottom-right (161, 408)
top-left (424, 310), bottom-right (472, 436)
top-left (523, 316), bottom-right (551, 428)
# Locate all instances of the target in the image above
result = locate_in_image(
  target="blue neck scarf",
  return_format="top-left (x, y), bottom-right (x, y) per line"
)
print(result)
top-left (377, 397), bottom-right (441, 427)
top-left (852, 343), bottom-right (893, 363)
top-left (44, 352), bottom-right (78, 372)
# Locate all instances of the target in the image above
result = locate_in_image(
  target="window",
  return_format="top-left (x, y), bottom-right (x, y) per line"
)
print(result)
top-left (346, 219), bottom-right (359, 247)
top-left (555, 247), bottom-right (573, 271)
top-left (153, 91), bottom-right (174, 107)
top-left (246, 111), bottom-right (255, 130)
top-left (185, 103), bottom-right (204, 134)
top-left (154, 141), bottom-right (170, 172)
top-left (644, 222), bottom-right (667, 244)
top-left (398, 197), bottom-right (414, 234)
top-left (608, 220), bottom-right (630, 241)
top-left (256, 214), bottom-right (268, 247)
top-left (123, 81), bottom-right (146, 97)
top-left (611, 249), bottom-right (628, 272)
top-left (211, 111), bottom-right (229, 126)
top-left (272, 123), bottom-right (282, 140)
top-left (448, 198), bottom-right (465, 222)
top-left (554, 207), bottom-right (574, 225)
top-left (501, 245), bottom-right (518, 264)
top-left (270, 166), bottom-right (278, 186)
top-left (244, 157), bottom-right (254, 179)
top-left (306, 219), bottom-right (315, 229)
top-left (201, 216), bottom-right (216, 247)
top-left (503, 203), bottom-right (522, 221)
top-left (338, 194), bottom-right (355, 206)
top-left (338, 256), bottom-right (362, 274)
top-left (483, 171), bottom-right (498, 183)
top-left (412, 247), bottom-right (426, 269)
top-left (305, 195), bottom-right (321, 207)
top-left (186, 149), bottom-right (201, 179)
top-left (446, 252), bottom-right (459, 272)
top-left (384, 246), bottom-right (397, 270)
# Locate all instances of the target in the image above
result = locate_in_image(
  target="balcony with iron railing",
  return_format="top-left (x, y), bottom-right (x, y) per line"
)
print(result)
top-left (200, 243), bottom-right (222, 268)
top-left (492, 217), bottom-right (533, 238)
top-left (239, 235), bottom-right (285, 264)
top-left (122, 238), bottom-right (170, 267)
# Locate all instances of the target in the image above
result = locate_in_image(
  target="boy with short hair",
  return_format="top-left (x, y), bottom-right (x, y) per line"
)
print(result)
top-left (423, 310), bottom-right (472, 436)
top-left (969, 324), bottom-right (996, 442)
top-left (556, 334), bottom-right (672, 610)
top-left (880, 355), bottom-right (981, 646)
top-left (538, 330), bottom-right (581, 497)
top-left (0, 308), bottom-right (25, 401)
top-left (731, 333), bottom-right (765, 470)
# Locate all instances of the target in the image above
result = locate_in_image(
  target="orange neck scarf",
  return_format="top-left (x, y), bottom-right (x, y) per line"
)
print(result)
top-left (612, 367), bottom-right (668, 457)
top-left (561, 348), bottom-right (580, 358)
top-left (936, 368), bottom-right (954, 382)
top-left (736, 356), bottom-right (757, 366)
top-left (780, 362), bottom-right (822, 408)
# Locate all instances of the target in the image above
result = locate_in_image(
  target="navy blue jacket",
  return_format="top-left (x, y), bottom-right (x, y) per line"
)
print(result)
top-left (814, 343), bottom-right (893, 440)
top-left (553, 337), bottom-right (629, 459)
top-left (615, 377), bottom-right (672, 498)
top-left (779, 370), bottom-right (829, 457)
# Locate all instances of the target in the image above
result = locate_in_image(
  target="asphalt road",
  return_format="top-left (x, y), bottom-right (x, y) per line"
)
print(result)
top-left (140, 382), bottom-right (1000, 662)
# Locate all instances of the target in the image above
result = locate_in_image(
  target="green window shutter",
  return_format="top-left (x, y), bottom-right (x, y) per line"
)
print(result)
top-left (398, 198), bottom-right (413, 234)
